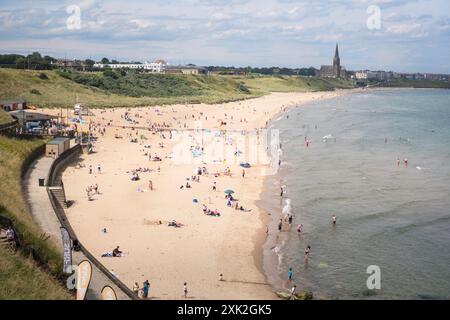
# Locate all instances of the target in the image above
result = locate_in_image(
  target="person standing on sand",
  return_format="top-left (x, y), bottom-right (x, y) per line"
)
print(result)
top-left (288, 268), bottom-right (293, 281)
top-left (280, 186), bottom-right (284, 197)
top-left (88, 165), bottom-right (92, 174)
top-left (97, 164), bottom-right (101, 174)
top-left (133, 282), bottom-right (140, 295)
top-left (149, 180), bottom-right (153, 191)
top-left (242, 169), bottom-right (245, 178)
top-left (143, 280), bottom-right (150, 299)
top-left (278, 219), bottom-right (283, 232)
top-left (183, 282), bottom-right (188, 298)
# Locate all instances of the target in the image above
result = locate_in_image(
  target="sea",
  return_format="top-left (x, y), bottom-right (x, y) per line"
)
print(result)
top-left (260, 88), bottom-right (450, 300)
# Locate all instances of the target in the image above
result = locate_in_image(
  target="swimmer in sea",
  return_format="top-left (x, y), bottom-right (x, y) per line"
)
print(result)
top-left (304, 245), bottom-right (311, 261)
top-left (296, 224), bottom-right (303, 234)
top-left (332, 214), bottom-right (337, 225)
top-left (397, 158), bottom-right (400, 166)
top-left (404, 158), bottom-right (408, 168)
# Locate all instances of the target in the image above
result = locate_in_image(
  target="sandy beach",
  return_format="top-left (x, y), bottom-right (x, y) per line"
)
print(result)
top-left (47, 91), bottom-right (347, 299)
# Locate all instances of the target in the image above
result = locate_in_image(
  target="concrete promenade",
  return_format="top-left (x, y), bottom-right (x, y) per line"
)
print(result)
top-left (23, 155), bottom-right (131, 300)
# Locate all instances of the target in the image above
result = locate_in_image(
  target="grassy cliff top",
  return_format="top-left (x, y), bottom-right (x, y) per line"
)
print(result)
top-left (0, 69), bottom-right (357, 109)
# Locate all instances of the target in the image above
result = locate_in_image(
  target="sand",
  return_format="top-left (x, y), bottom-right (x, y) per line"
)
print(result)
top-left (47, 91), bottom-right (347, 299)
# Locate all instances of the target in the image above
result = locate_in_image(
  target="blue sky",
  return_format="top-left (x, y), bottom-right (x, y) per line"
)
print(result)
top-left (0, 0), bottom-right (449, 73)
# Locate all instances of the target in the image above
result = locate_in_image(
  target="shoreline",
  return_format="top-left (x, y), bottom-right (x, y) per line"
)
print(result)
top-left (254, 90), bottom-right (356, 299)
top-left (42, 90), bottom-right (353, 299)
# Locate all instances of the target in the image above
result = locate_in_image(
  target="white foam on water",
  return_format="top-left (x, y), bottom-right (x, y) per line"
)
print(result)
top-left (282, 198), bottom-right (292, 215)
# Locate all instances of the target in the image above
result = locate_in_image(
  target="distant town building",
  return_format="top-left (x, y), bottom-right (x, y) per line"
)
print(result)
top-left (54, 59), bottom-right (88, 70)
top-left (93, 59), bottom-right (167, 73)
top-left (317, 44), bottom-right (346, 78)
top-left (355, 70), bottom-right (394, 81)
top-left (164, 64), bottom-right (208, 75)
top-left (1, 100), bottom-right (27, 112)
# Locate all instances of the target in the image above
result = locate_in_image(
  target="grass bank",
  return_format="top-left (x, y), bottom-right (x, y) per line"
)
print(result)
top-left (0, 135), bottom-right (72, 299)
top-left (0, 110), bottom-right (13, 126)
top-left (377, 79), bottom-right (450, 89)
top-left (0, 69), bottom-right (357, 109)
top-left (0, 69), bottom-right (257, 108)
top-left (238, 75), bottom-right (356, 94)
top-left (0, 245), bottom-right (71, 299)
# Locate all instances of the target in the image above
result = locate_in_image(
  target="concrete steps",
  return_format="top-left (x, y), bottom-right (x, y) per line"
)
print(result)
top-left (49, 186), bottom-right (68, 209)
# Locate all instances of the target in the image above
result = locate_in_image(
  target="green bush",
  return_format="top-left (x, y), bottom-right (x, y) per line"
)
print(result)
top-left (38, 73), bottom-right (49, 80)
top-left (30, 89), bottom-right (41, 95)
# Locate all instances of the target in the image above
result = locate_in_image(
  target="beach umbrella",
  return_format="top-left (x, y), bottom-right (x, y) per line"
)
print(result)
top-left (224, 189), bottom-right (235, 195)
top-left (240, 163), bottom-right (251, 168)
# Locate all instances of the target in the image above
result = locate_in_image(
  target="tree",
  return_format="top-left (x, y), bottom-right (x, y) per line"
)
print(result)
top-left (101, 57), bottom-right (110, 64)
top-left (15, 57), bottom-right (27, 69)
top-left (85, 59), bottom-right (95, 66)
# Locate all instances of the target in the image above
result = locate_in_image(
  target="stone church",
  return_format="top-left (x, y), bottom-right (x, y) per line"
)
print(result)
top-left (317, 44), bottom-right (346, 78)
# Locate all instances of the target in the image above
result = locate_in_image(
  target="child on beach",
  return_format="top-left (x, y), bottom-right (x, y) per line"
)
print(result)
top-left (183, 282), bottom-right (188, 298)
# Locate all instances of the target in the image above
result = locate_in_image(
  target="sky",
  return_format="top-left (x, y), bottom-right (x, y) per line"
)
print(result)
top-left (0, 0), bottom-right (449, 73)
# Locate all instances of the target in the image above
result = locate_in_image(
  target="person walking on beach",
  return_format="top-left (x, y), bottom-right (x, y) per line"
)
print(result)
top-left (183, 282), bottom-right (188, 298)
top-left (143, 280), bottom-right (150, 299)
top-left (97, 164), bottom-right (101, 174)
top-left (149, 180), bottom-right (153, 191)
top-left (212, 182), bottom-right (217, 191)
top-left (88, 165), bottom-right (92, 174)
top-left (280, 186), bottom-right (284, 197)
top-left (290, 285), bottom-right (297, 300)
top-left (278, 219), bottom-right (283, 232)
top-left (242, 169), bottom-right (245, 178)
top-left (288, 268), bottom-right (293, 281)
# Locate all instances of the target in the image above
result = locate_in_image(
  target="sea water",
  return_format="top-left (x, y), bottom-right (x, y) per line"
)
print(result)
top-left (261, 89), bottom-right (450, 299)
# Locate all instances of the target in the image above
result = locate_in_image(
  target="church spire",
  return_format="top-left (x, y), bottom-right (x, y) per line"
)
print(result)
top-left (333, 43), bottom-right (341, 78)
top-left (334, 43), bottom-right (339, 59)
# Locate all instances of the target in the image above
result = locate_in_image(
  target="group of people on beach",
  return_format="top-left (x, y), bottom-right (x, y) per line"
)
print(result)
top-left (86, 184), bottom-right (99, 201)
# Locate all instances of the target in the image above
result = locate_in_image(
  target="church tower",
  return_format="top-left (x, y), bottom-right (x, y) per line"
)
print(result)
top-left (333, 43), bottom-right (341, 78)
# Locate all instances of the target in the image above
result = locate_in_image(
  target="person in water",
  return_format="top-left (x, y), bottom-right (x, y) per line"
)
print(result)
top-left (332, 214), bottom-right (337, 225)
top-left (304, 245), bottom-right (311, 261)
top-left (296, 224), bottom-right (303, 234)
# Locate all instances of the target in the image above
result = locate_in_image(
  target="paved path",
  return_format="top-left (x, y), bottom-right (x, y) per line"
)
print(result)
top-left (23, 155), bottom-right (131, 300)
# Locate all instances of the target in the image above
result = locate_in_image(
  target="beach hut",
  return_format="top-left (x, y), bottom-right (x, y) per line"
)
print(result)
top-left (46, 137), bottom-right (70, 158)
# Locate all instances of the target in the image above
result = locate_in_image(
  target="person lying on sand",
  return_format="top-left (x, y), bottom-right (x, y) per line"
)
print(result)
top-left (168, 220), bottom-right (184, 228)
